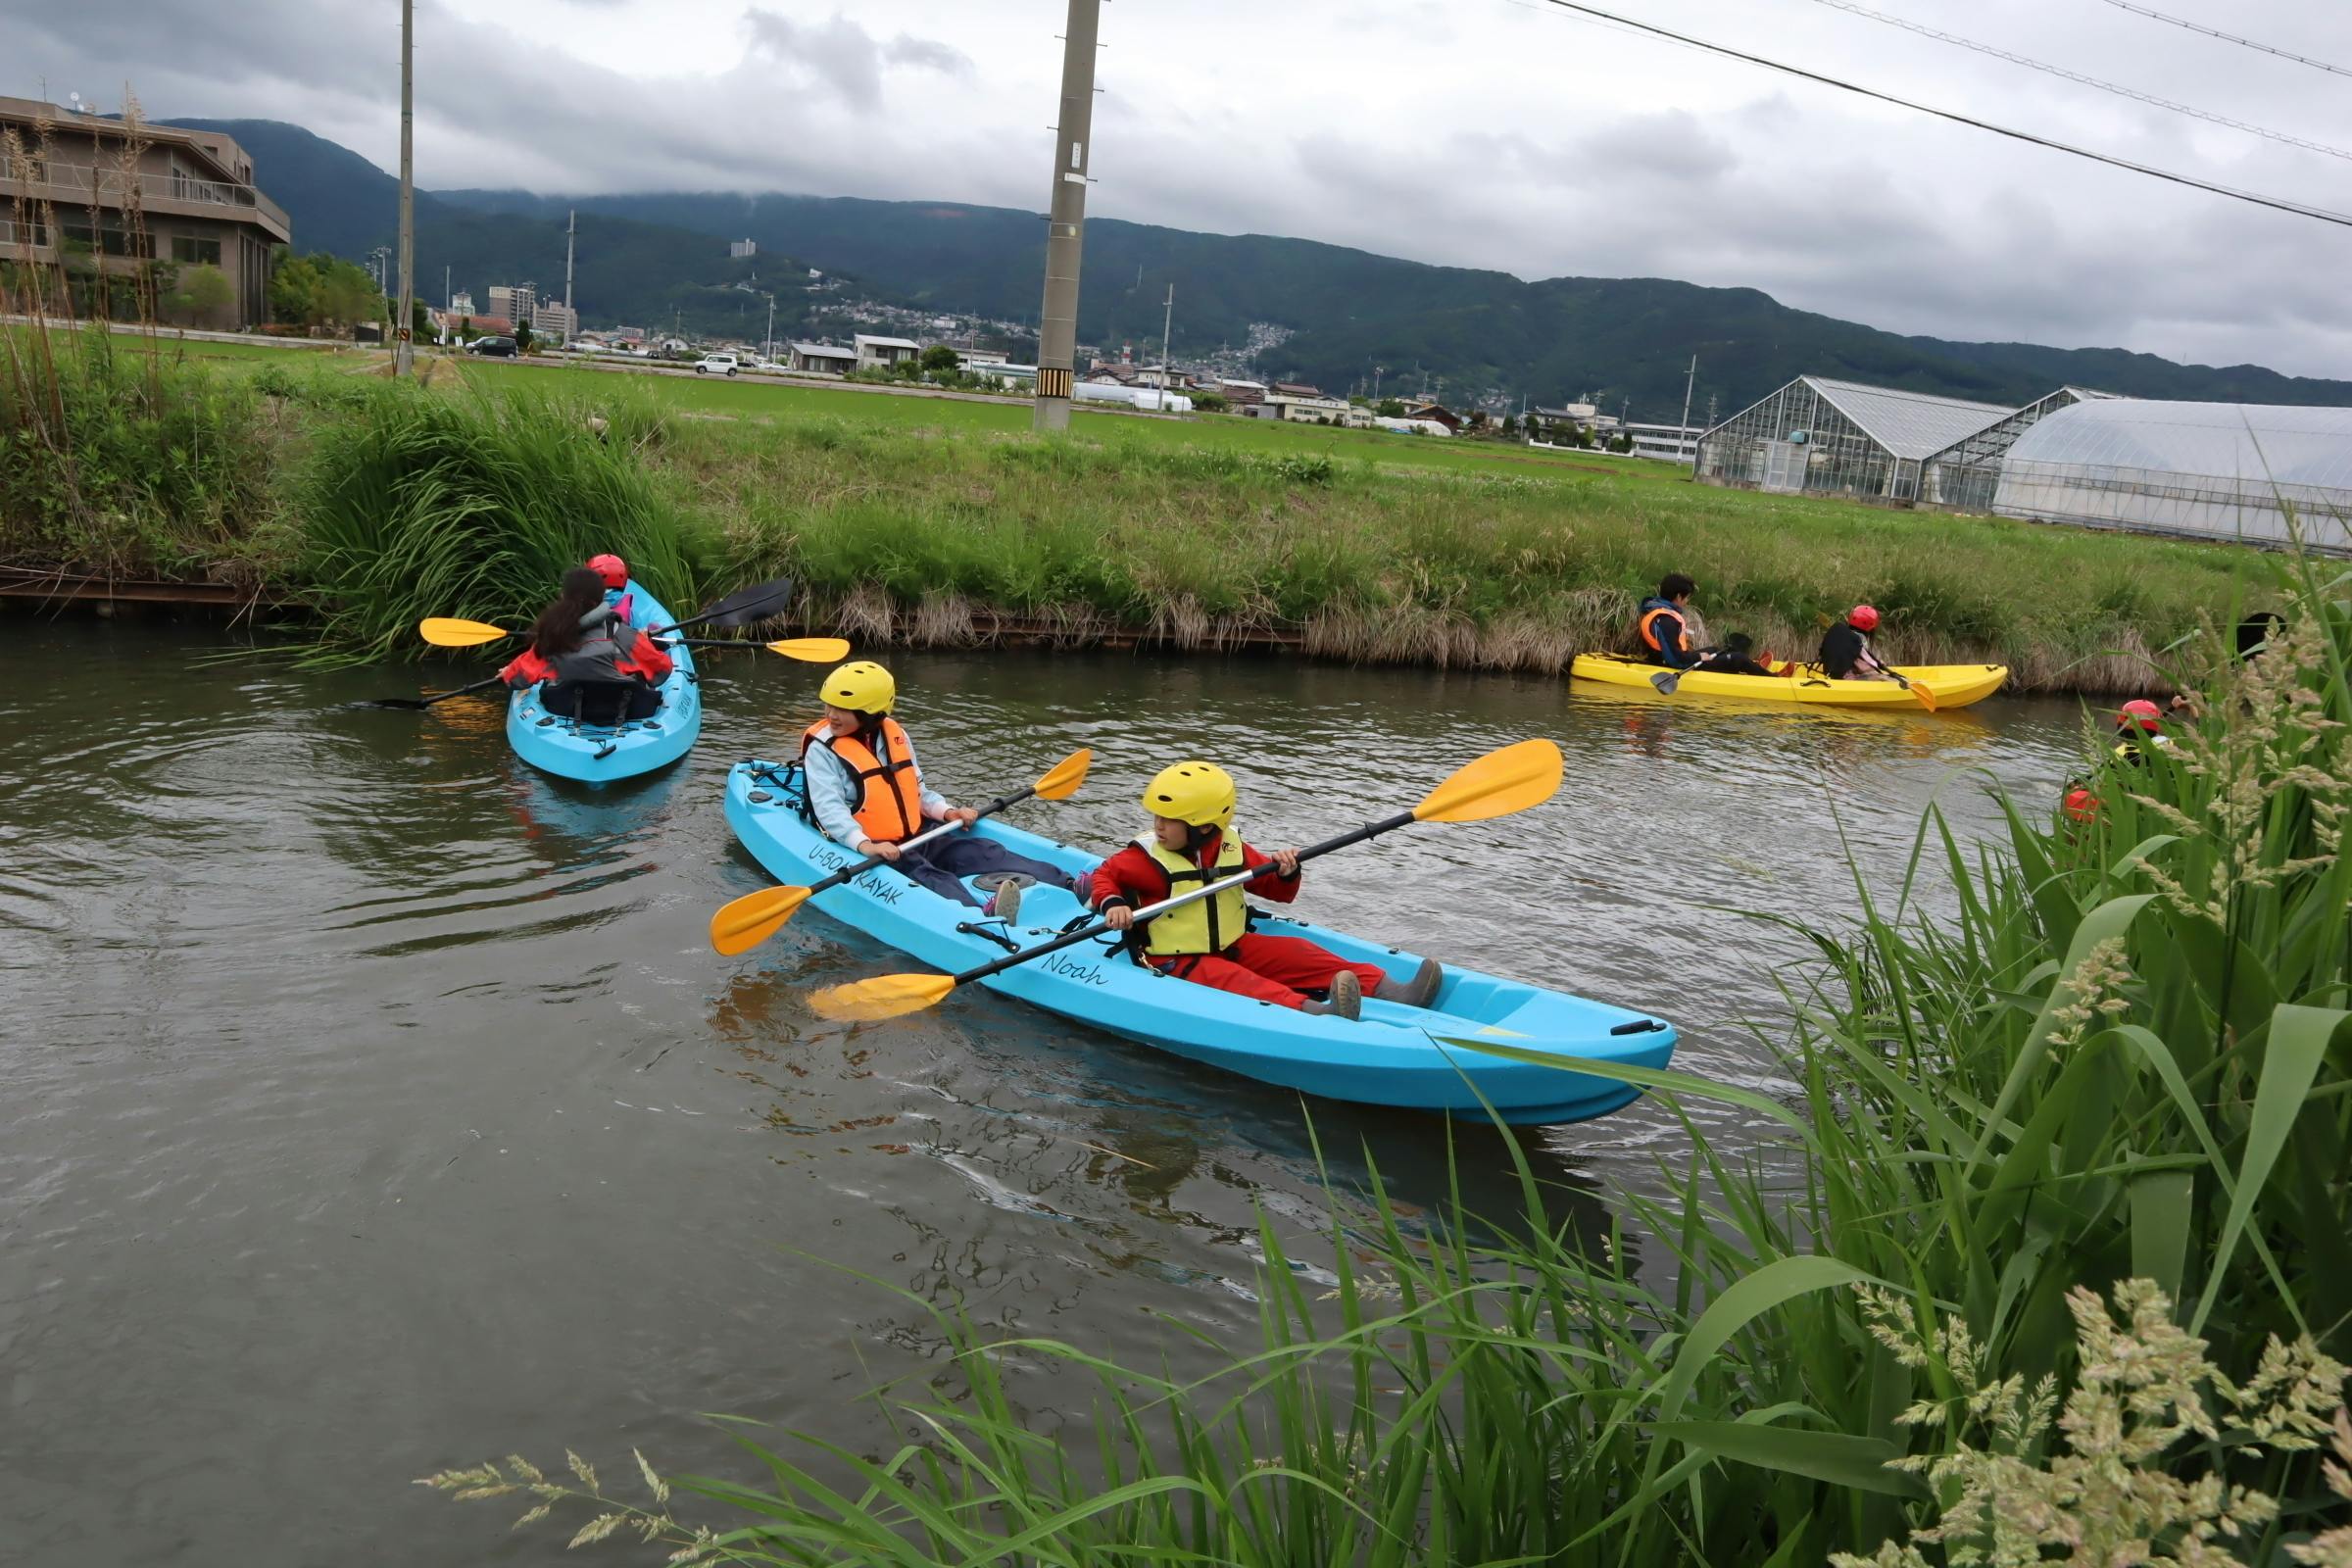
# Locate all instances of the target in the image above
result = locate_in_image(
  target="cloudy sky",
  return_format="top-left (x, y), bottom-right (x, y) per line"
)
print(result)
top-left (11, 0), bottom-right (2352, 375)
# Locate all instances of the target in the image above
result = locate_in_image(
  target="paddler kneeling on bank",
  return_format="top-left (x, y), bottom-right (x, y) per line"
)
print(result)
top-left (803, 660), bottom-right (1073, 918)
top-left (1636, 574), bottom-right (1778, 676)
top-left (1087, 761), bottom-right (1443, 1021)
top-left (500, 565), bottom-right (674, 720)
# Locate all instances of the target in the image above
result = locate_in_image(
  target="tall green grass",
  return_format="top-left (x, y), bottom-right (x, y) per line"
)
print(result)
top-left (673, 414), bottom-right (2254, 694)
top-left (0, 318), bottom-right (277, 577)
top-left (294, 384), bottom-right (714, 663)
top-left (427, 562), bottom-right (2351, 1564)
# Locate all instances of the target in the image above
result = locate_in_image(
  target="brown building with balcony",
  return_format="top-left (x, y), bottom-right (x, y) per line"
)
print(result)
top-left (0, 97), bottom-right (292, 329)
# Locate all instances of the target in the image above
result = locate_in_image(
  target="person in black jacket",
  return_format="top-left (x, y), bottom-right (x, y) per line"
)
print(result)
top-left (1818, 604), bottom-right (1892, 680)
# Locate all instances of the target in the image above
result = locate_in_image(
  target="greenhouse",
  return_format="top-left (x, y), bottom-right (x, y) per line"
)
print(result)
top-left (1993, 399), bottom-right (2352, 550)
top-left (1920, 386), bottom-right (2114, 512)
top-left (1692, 376), bottom-right (2015, 504)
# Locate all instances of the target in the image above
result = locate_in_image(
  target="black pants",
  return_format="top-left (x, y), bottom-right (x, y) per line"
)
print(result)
top-left (887, 834), bottom-right (1076, 908)
top-left (1697, 653), bottom-right (1779, 677)
top-left (540, 680), bottom-right (660, 721)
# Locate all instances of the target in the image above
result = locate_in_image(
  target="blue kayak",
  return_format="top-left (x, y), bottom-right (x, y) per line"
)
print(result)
top-left (722, 758), bottom-right (1676, 1125)
top-left (507, 579), bottom-right (701, 784)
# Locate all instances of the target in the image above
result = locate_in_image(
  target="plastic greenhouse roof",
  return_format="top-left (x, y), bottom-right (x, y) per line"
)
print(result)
top-left (1804, 377), bottom-right (2015, 462)
top-left (2003, 400), bottom-right (2352, 489)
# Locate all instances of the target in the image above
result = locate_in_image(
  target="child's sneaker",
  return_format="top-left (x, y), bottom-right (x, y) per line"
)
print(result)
top-left (985, 881), bottom-right (1023, 925)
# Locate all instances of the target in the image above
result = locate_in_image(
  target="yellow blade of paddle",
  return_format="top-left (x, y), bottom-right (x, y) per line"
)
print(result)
top-left (1900, 675), bottom-right (1939, 713)
top-left (709, 884), bottom-right (813, 956)
top-left (809, 972), bottom-right (956, 1023)
top-left (1411, 737), bottom-right (1563, 823)
top-left (419, 616), bottom-right (514, 648)
top-left (765, 637), bottom-right (853, 663)
top-left (1033, 747), bottom-right (1093, 802)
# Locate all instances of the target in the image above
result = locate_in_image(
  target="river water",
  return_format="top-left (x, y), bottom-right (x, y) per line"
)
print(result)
top-left (1, 618), bottom-right (2092, 1563)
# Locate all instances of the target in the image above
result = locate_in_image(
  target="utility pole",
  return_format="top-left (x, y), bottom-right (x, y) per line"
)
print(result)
top-left (763, 292), bottom-right (776, 362)
top-left (1678, 353), bottom-right (1697, 441)
top-left (442, 264), bottom-right (450, 310)
top-left (563, 207), bottom-right (576, 325)
top-left (1033, 0), bottom-right (1101, 433)
top-left (1373, 364), bottom-right (1383, 400)
top-left (395, 0), bottom-right (415, 376)
top-left (1159, 281), bottom-right (1173, 383)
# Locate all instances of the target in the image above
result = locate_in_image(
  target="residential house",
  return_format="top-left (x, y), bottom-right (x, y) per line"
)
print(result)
top-left (789, 341), bottom-right (859, 373)
top-left (853, 333), bottom-right (920, 370)
top-left (1216, 378), bottom-right (1267, 407)
top-left (1401, 401), bottom-right (1463, 432)
top-left (463, 314), bottom-right (515, 337)
top-left (1271, 380), bottom-right (1325, 399)
top-left (0, 95), bottom-right (291, 328)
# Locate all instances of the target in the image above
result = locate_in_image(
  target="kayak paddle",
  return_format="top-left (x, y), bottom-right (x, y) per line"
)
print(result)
top-left (1885, 667), bottom-right (1939, 712)
top-left (808, 737), bottom-right (1563, 1024)
top-left (424, 616), bottom-right (844, 663)
top-left (416, 573), bottom-right (802, 649)
top-left (359, 672), bottom-right (508, 710)
top-left (709, 748), bottom-right (1093, 956)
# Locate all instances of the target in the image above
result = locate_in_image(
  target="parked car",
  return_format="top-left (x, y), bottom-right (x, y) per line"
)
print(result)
top-left (465, 335), bottom-right (518, 358)
top-left (694, 354), bottom-right (740, 375)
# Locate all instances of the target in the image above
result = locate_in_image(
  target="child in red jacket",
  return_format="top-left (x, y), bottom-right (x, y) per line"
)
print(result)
top-left (499, 565), bottom-right (674, 719)
top-left (1089, 761), bottom-right (1442, 1019)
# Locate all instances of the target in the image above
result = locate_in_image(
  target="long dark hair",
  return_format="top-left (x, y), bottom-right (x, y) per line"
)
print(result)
top-left (529, 566), bottom-right (608, 658)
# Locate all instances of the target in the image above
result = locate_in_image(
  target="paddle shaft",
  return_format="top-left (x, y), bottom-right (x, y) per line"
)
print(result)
top-left (648, 580), bottom-right (793, 639)
top-left (943, 807), bottom-right (1419, 989)
top-left (802, 783), bottom-right (1043, 897)
top-left (378, 671), bottom-right (506, 709)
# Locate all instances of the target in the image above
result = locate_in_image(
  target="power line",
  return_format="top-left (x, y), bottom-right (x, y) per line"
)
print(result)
top-left (1530, 0), bottom-right (2352, 231)
top-left (2089, 0), bottom-right (2352, 83)
top-left (1803, 0), bottom-right (2352, 163)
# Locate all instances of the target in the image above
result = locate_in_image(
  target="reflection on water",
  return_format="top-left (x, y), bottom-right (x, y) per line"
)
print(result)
top-left (0, 619), bottom-right (2094, 1564)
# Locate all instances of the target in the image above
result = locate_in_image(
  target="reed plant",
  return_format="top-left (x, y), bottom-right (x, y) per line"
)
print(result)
top-left (293, 383), bottom-right (715, 664)
top-left (425, 562), bottom-right (2351, 1564)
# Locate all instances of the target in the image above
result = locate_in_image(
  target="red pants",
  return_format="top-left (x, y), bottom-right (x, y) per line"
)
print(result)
top-left (1150, 933), bottom-right (1390, 1010)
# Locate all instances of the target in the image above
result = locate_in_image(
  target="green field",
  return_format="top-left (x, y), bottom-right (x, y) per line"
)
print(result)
top-left (5, 323), bottom-right (2272, 694)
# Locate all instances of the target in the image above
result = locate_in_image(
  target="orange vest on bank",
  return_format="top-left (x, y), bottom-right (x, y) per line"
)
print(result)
top-left (802, 716), bottom-right (923, 843)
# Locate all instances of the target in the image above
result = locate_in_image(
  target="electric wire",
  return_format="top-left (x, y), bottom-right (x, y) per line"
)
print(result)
top-left (1802, 0), bottom-right (2352, 163)
top-left (2089, 0), bottom-right (2352, 83)
top-left (1530, 0), bottom-right (2352, 231)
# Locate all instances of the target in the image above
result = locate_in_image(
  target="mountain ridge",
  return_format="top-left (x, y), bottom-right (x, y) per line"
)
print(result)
top-left (169, 116), bottom-right (2352, 415)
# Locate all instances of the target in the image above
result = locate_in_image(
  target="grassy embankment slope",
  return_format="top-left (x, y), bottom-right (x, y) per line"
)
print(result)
top-left (3, 330), bottom-right (2265, 693)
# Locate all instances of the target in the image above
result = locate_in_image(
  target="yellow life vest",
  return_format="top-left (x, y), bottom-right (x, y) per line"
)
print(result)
top-left (1138, 832), bottom-right (1250, 957)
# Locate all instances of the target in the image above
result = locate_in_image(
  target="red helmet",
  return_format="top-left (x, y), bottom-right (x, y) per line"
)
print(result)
top-left (586, 554), bottom-right (628, 590)
top-left (2118, 699), bottom-right (2164, 733)
top-left (2063, 787), bottom-right (2102, 825)
top-left (1847, 604), bottom-right (1881, 632)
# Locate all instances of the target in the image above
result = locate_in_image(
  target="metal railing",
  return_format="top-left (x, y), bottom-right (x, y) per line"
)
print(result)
top-left (0, 161), bottom-right (289, 232)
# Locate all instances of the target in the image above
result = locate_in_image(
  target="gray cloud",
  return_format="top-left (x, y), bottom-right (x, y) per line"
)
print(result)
top-left (741, 9), bottom-right (969, 112)
top-left (3, 0), bottom-right (2348, 378)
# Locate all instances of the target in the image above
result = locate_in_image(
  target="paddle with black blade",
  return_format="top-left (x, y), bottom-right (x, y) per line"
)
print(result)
top-left (708, 748), bottom-right (1095, 956)
top-left (808, 737), bottom-right (1563, 1024)
top-left (371, 575), bottom-right (811, 709)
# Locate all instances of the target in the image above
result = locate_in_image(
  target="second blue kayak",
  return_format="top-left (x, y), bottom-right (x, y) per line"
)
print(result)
top-left (507, 579), bottom-right (701, 784)
top-left (722, 758), bottom-right (1676, 1125)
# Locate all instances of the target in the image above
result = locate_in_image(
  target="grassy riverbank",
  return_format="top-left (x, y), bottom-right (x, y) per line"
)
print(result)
top-left (430, 564), bottom-right (2352, 1564)
top-left (3, 328), bottom-right (2273, 694)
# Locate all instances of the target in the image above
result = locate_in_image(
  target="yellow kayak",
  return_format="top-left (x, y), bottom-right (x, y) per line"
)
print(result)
top-left (1570, 653), bottom-right (2008, 709)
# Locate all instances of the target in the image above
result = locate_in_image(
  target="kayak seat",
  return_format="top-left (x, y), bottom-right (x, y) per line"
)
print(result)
top-left (545, 679), bottom-right (651, 727)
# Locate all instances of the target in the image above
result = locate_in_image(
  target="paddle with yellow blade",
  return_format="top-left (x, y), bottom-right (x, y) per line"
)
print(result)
top-left (419, 618), bottom-right (848, 663)
top-left (808, 737), bottom-right (1564, 1024)
top-left (709, 748), bottom-right (1095, 956)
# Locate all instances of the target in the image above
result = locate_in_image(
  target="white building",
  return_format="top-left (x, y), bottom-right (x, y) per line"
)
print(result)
top-left (1263, 391), bottom-right (1350, 425)
top-left (728, 238), bottom-right (757, 259)
top-left (853, 334), bottom-right (921, 371)
top-left (448, 289), bottom-right (475, 317)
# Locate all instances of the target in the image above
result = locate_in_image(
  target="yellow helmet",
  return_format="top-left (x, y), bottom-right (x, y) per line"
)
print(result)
top-left (819, 661), bottom-right (897, 714)
top-left (1141, 760), bottom-right (1236, 829)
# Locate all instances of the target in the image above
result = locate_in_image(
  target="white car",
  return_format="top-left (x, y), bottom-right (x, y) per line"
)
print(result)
top-left (694, 354), bottom-right (739, 375)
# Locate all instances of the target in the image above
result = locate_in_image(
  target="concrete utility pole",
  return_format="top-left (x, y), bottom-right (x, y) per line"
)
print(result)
top-left (763, 293), bottom-right (776, 361)
top-left (563, 208), bottom-right (576, 320)
top-left (1033, 0), bottom-right (1102, 433)
top-left (395, 0), bottom-right (415, 376)
top-left (1679, 353), bottom-right (1697, 436)
top-left (1159, 281), bottom-right (1173, 380)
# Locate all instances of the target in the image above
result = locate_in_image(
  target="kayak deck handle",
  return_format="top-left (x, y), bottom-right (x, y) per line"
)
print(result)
top-left (1610, 1018), bottom-right (1667, 1035)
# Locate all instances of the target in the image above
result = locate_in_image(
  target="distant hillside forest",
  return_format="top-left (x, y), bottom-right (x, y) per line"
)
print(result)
top-left (172, 117), bottom-right (2352, 416)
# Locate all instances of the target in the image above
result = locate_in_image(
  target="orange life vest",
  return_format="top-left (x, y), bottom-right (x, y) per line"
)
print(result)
top-left (801, 716), bottom-right (923, 843)
top-left (1638, 603), bottom-right (1690, 658)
